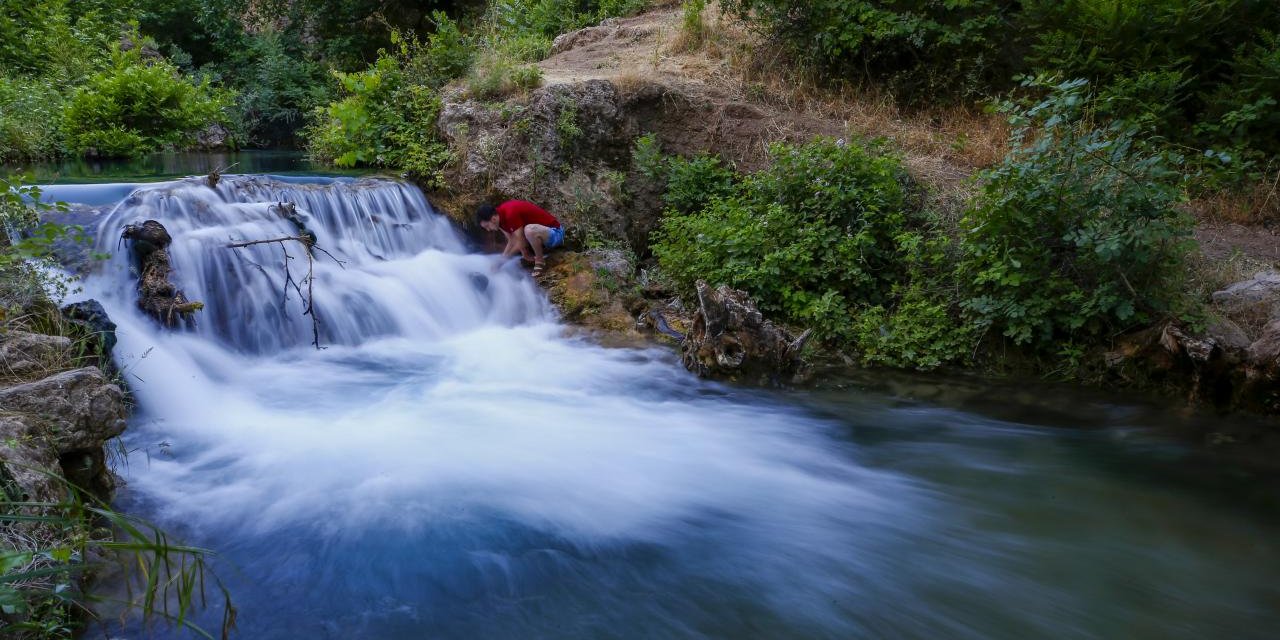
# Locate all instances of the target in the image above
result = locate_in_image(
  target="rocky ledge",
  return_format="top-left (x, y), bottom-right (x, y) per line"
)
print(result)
top-left (0, 307), bottom-right (126, 505)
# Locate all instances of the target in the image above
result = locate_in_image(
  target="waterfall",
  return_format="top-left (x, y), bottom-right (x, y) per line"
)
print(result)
top-left (87, 175), bottom-right (548, 353)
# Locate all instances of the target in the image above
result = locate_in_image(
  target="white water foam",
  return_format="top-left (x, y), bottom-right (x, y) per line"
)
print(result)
top-left (73, 176), bottom-right (908, 637)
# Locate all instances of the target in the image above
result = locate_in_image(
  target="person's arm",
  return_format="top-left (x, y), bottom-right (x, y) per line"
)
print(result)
top-left (500, 227), bottom-right (528, 258)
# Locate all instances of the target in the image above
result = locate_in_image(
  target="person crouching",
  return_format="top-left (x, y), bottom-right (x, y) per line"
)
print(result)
top-left (475, 200), bottom-right (564, 277)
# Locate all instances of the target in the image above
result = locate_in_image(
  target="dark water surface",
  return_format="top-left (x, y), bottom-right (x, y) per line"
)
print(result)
top-left (5, 149), bottom-right (369, 184)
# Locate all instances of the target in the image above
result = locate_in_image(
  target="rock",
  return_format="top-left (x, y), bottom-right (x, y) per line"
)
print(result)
top-left (1205, 316), bottom-right (1251, 354)
top-left (1212, 271), bottom-right (1280, 306)
top-left (195, 122), bottom-right (232, 150)
top-left (0, 367), bottom-right (127, 449)
top-left (1211, 271), bottom-right (1280, 339)
top-left (61, 299), bottom-right (118, 365)
top-left (1248, 319), bottom-right (1280, 368)
top-left (437, 80), bottom-right (667, 255)
top-left (0, 367), bottom-right (126, 501)
top-left (681, 280), bottom-right (810, 383)
top-left (0, 331), bottom-right (71, 379)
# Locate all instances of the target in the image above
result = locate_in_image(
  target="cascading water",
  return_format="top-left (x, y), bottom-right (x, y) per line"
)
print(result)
top-left (63, 175), bottom-right (1279, 639)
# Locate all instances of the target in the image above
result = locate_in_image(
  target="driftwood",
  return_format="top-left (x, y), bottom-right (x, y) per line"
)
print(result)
top-left (225, 229), bottom-right (344, 350)
top-left (121, 220), bottom-right (202, 328)
top-left (681, 280), bottom-right (811, 384)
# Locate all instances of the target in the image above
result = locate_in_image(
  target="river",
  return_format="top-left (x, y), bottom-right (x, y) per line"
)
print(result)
top-left (47, 168), bottom-right (1279, 639)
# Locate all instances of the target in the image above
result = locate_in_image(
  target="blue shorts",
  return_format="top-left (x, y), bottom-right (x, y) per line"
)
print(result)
top-left (547, 226), bottom-right (565, 249)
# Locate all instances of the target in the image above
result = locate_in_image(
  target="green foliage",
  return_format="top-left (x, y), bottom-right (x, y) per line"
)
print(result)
top-left (1, 178), bottom-right (79, 307)
top-left (555, 98), bottom-right (582, 143)
top-left (307, 21), bottom-right (468, 184)
top-left (1023, 0), bottom-right (1280, 160)
top-left (0, 76), bottom-right (66, 163)
top-left (225, 30), bottom-right (334, 145)
top-left (0, 0), bottom-right (116, 82)
top-left (1197, 31), bottom-right (1280, 161)
top-left (0, 467), bottom-right (233, 639)
top-left (679, 0), bottom-right (706, 48)
top-left (466, 57), bottom-right (543, 100)
top-left (62, 40), bottom-right (234, 157)
top-left (662, 153), bottom-right (736, 215)
top-left (485, 0), bottom-right (648, 41)
top-left (958, 78), bottom-right (1195, 348)
top-left (654, 138), bottom-right (919, 342)
top-left (721, 0), bottom-right (1022, 101)
top-left (631, 133), bottom-right (664, 180)
top-left (854, 286), bottom-right (974, 370)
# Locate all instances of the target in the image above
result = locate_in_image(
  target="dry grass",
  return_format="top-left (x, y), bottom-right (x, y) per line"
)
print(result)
top-left (697, 4), bottom-right (1009, 174)
top-left (1188, 167), bottom-right (1280, 225)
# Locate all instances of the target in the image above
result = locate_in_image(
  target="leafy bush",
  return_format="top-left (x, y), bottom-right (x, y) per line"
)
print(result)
top-left (0, 76), bottom-right (66, 162)
top-left (1023, 0), bottom-right (1280, 159)
top-left (662, 153), bottom-right (736, 215)
top-left (227, 30), bottom-right (333, 145)
top-left (485, 0), bottom-right (648, 41)
top-left (62, 42), bottom-right (234, 157)
top-left (307, 21), bottom-right (468, 184)
top-left (1197, 31), bottom-right (1280, 160)
top-left (631, 133), bottom-right (664, 179)
top-left (854, 287), bottom-right (974, 370)
top-left (654, 138), bottom-right (918, 341)
top-left (958, 78), bottom-right (1195, 348)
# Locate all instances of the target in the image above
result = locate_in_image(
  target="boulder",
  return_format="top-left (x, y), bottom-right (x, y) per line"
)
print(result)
top-left (1211, 271), bottom-right (1280, 339)
top-left (0, 367), bottom-right (126, 501)
top-left (681, 280), bottom-right (810, 383)
top-left (1212, 270), bottom-right (1280, 307)
top-left (0, 331), bottom-right (71, 379)
top-left (61, 299), bottom-right (118, 365)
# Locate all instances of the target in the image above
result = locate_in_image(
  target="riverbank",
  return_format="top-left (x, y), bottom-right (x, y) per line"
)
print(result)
top-left (424, 6), bottom-right (1280, 437)
top-left (0, 270), bottom-right (127, 634)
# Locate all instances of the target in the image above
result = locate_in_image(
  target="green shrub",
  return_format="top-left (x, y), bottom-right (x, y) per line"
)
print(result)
top-left (662, 153), bottom-right (736, 215)
top-left (485, 0), bottom-right (647, 41)
top-left (654, 138), bottom-right (918, 341)
top-left (1023, 0), bottom-right (1280, 159)
top-left (1197, 31), bottom-right (1280, 160)
top-left (307, 22), bottom-right (466, 185)
top-left (62, 41), bottom-right (234, 157)
top-left (853, 287), bottom-right (974, 371)
top-left (0, 76), bottom-right (66, 162)
top-left (466, 56), bottom-right (542, 100)
top-left (958, 78), bottom-right (1195, 348)
top-left (228, 29), bottom-right (333, 145)
top-left (631, 133), bottom-right (664, 180)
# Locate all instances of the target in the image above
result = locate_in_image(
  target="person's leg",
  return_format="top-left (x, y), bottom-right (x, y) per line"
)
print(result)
top-left (523, 224), bottom-right (551, 263)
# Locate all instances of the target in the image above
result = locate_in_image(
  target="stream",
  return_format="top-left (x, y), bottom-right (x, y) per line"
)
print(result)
top-left (49, 170), bottom-right (1279, 639)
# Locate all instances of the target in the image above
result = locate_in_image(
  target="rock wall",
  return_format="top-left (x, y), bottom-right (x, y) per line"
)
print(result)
top-left (434, 76), bottom-right (835, 255)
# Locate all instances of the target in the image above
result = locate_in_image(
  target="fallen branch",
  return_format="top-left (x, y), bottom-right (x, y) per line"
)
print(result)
top-left (224, 234), bottom-right (345, 349)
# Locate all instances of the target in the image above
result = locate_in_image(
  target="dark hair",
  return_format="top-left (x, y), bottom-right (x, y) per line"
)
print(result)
top-left (475, 203), bottom-right (497, 225)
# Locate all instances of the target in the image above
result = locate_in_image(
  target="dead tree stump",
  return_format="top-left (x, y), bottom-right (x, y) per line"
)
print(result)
top-left (121, 220), bottom-right (202, 328)
top-left (681, 280), bottom-right (811, 384)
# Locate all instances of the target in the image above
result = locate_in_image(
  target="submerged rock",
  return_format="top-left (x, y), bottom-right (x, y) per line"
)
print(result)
top-left (682, 280), bottom-right (810, 384)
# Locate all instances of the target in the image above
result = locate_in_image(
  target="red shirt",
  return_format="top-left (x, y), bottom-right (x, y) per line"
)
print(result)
top-left (496, 200), bottom-right (560, 233)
